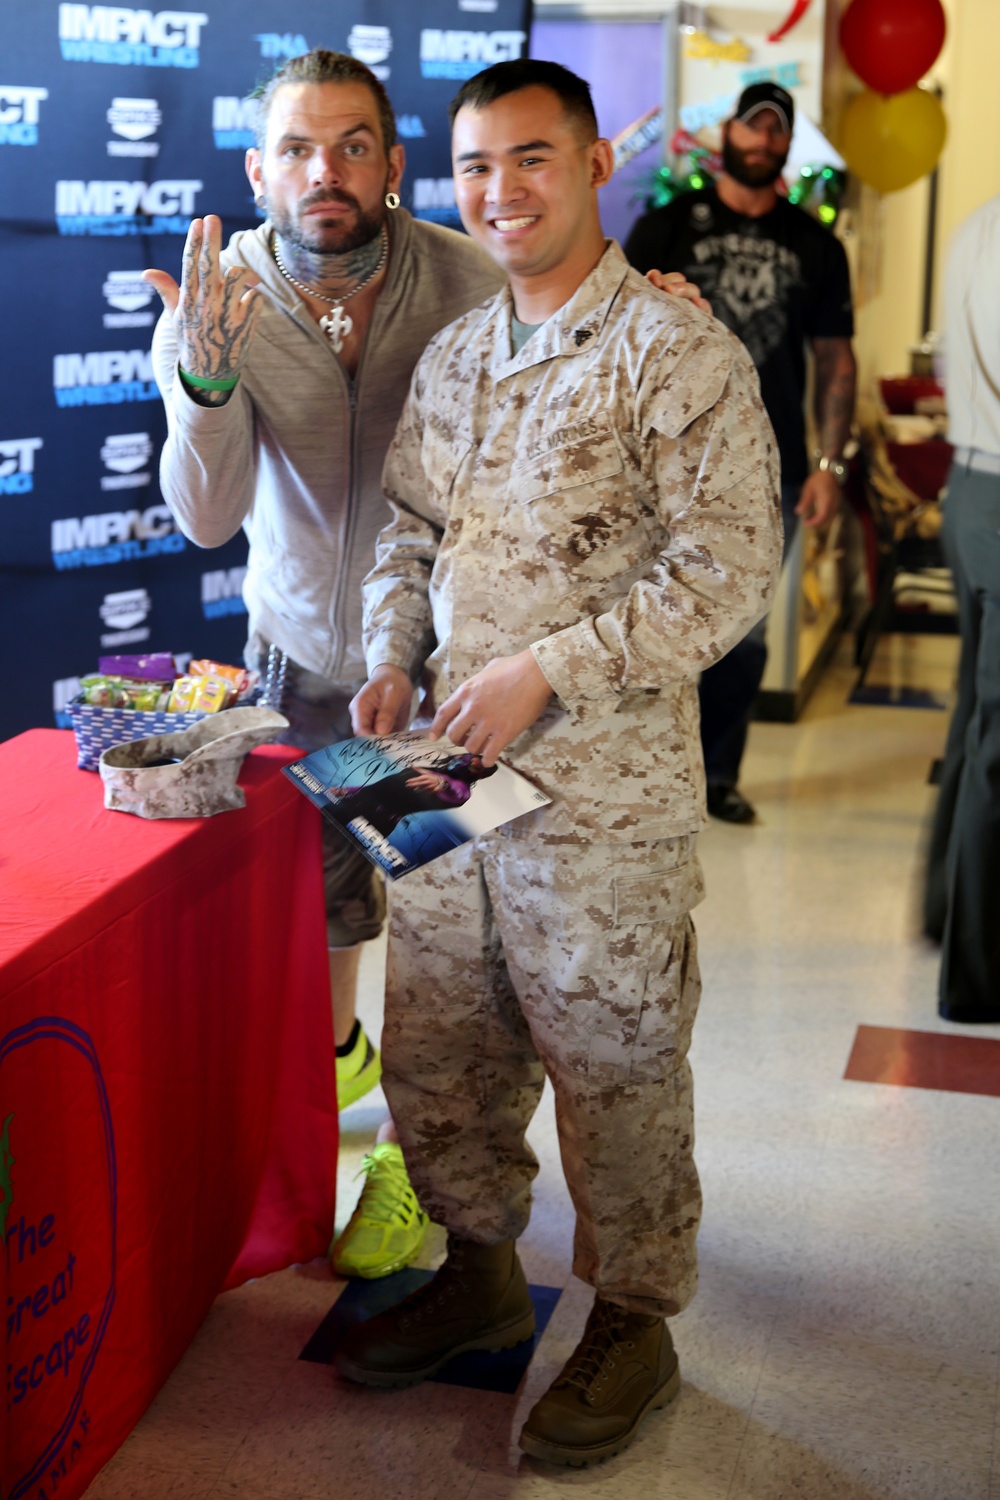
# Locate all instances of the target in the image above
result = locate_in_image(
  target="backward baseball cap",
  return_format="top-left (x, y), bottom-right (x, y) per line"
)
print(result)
top-left (733, 82), bottom-right (795, 134)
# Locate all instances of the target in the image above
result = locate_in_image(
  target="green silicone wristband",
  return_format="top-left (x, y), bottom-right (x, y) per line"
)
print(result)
top-left (179, 366), bottom-right (241, 392)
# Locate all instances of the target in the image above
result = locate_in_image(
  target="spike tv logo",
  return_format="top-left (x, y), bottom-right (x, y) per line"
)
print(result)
top-left (2, 1018), bottom-right (117, 1500)
top-left (106, 97), bottom-right (161, 158)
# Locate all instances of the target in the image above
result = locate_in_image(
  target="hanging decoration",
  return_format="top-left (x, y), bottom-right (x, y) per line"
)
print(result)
top-left (633, 129), bottom-right (845, 228)
top-left (767, 0), bottom-right (814, 45)
top-left (670, 129), bottom-right (724, 175)
top-left (610, 106), bottom-right (665, 174)
top-left (839, 87), bottom-right (947, 194)
top-left (840, 0), bottom-right (946, 97)
top-left (683, 29), bottom-right (752, 64)
top-left (837, 0), bottom-right (947, 193)
top-left (740, 61), bottom-right (803, 91)
top-left (633, 132), bottom-right (722, 211)
top-left (786, 165), bottom-right (846, 226)
top-left (679, 91), bottom-right (738, 132)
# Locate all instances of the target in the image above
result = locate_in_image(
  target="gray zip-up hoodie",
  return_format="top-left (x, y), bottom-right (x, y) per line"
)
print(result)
top-left (152, 210), bottom-right (502, 686)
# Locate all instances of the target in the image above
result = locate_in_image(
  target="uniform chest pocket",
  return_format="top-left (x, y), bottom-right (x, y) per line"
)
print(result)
top-left (513, 432), bottom-right (655, 585)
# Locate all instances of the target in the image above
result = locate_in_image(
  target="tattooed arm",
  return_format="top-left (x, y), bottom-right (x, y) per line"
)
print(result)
top-left (148, 216), bottom-right (261, 545)
top-left (796, 335), bottom-right (857, 529)
top-left (144, 215), bottom-right (261, 408)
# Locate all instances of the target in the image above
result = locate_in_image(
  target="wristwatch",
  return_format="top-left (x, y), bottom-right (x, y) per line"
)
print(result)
top-left (815, 453), bottom-right (849, 485)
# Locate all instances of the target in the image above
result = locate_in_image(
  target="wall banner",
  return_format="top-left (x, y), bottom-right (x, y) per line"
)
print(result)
top-left (2, 1), bottom-right (531, 744)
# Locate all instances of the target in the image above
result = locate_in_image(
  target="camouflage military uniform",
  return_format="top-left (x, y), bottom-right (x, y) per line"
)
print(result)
top-left (364, 242), bottom-right (781, 1317)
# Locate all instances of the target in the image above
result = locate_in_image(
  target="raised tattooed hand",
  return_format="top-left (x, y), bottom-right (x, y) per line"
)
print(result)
top-left (144, 215), bottom-right (261, 401)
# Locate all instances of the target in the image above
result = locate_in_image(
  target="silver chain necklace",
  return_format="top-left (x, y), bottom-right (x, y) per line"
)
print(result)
top-left (272, 228), bottom-right (388, 353)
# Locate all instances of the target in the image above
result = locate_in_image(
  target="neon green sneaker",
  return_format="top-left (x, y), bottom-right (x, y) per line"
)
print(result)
top-left (336, 1025), bottom-right (382, 1111)
top-left (331, 1142), bottom-right (430, 1280)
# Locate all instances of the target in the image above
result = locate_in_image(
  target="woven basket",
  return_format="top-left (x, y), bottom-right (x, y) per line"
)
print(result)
top-left (68, 695), bottom-right (208, 772)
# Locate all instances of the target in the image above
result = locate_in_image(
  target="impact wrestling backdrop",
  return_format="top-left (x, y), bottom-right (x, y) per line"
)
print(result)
top-left (2, 1), bottom-right (532, 742)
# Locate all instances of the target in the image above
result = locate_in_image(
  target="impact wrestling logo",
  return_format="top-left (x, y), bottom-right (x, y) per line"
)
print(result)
top-left (52, 349), bottom-right (159, 407)
top-left (56, 179), bottom-right (202, 235)
top-left (420, 29), bottom-right (526, 80)
top-left (58, 5), bottom-right (208, 67)
top-left (0, 86), bottom-right (49, 146)
top-left (202, 566), bottom-right (247, 620)
top-left (0, 438), bottom-right (43, 496)
top-left (51, 506), bottom-right (183, 571)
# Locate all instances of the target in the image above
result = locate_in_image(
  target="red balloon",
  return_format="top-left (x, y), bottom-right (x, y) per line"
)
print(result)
top-left (840, 0), bottom-right (946, 96)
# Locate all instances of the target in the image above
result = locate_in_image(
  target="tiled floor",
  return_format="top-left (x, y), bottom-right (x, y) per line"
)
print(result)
top-left (83, 632), bottom-right (1000, 1500)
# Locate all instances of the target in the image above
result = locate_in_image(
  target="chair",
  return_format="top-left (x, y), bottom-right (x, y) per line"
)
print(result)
top-left (852, 380), bottom-right (955, 691)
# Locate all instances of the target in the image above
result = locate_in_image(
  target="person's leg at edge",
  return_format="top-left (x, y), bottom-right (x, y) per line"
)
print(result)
top-left (939, 468), bottom-right (1000, 1021)
top-left (490, 836), bottom-right (703, 1467)
top-left (333, 839), bottom-right (544, 1386)
top-left (325, 828), bottom-right (430, 1279)
top-left (924, 467), bottom-right (979, 941)
top-left (331, 947), bottom-right (362, 1049)
top-left (245, 637), bottom-right (425, 1276)
top-left (337, 833), bottom-right (704, 1466)
top-left (701, 482), bottom-right (801, 823)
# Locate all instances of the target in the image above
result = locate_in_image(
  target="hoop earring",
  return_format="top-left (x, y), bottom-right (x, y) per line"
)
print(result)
top-left (385, 192), bottom-right (401, 210)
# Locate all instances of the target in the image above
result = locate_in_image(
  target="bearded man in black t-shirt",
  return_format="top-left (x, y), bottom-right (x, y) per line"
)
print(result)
top-left (626, 83), bottom-right (856, 824)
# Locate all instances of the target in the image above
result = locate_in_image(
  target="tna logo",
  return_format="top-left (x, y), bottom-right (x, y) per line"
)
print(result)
top-left (51, 506), bottom-right (183, 570)
top-left (256, 33), bottom-right (308, 60)
top-left (202, 566), bottom-right (247, 619)
top-left (58, 5), bottom-right (208, 67)
top-left (53, 349), bottom-right (158, 408)
top-left (420, 29), bottom-right (526, 81)
top-left (213, 95), bottom-right (258, 151)
top-left (0, 85), bottom-right (49, 146)
top-left (56, 178), bottom-right (201, 235)
top-left (412, 178), bottom-right (459, 226)
top-left (0, 437), bottom-right (43, 496)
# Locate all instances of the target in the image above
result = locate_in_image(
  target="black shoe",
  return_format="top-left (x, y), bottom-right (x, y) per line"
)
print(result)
top-left (333, 1235), bottom-right (535, 1388)
top-left (706, 785), bottom-right (756, 824)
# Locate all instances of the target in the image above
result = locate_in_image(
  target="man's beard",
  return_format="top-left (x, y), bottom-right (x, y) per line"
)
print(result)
top-left (722, 134), bottom-right (788, 189)
top-left (266, 186), bottom-right (387, 257)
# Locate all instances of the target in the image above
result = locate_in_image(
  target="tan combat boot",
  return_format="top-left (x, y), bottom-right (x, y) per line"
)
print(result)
top-left (334, 1234), bottom-right (535, 1388)
top-left (519, 1295), bottom-right (680, 1466)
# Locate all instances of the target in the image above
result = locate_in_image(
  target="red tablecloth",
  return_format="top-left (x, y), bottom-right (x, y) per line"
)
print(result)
top-left (0, 730), bottom-right (336, 1500)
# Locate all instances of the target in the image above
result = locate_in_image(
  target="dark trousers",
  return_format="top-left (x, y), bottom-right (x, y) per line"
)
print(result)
top-left (924, 461), bottom-right (1000, 1021)
top-left (700, 483), bottom-right (800, 789)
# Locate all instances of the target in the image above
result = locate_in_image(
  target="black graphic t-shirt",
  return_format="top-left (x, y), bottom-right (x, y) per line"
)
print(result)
top-left (625, 189), bottom-right (854, 484)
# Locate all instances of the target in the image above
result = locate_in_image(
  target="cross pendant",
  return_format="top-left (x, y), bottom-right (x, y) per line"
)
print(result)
top-left (320, 305), bottom-right (353, 353)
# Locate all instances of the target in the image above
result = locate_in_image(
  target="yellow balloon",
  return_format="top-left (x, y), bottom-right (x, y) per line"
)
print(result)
top-left (839, 87), bottom-right (947, 193)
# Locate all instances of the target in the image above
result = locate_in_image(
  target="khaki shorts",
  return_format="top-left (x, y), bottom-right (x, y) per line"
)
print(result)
top-left (247, 635), bottom-right (386, 948)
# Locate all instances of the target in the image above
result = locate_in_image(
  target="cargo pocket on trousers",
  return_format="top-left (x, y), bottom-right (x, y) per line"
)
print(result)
top-left (587, 843), bottom-right (704, 1088)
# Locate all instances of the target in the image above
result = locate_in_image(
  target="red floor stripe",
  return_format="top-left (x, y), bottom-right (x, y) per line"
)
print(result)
top-left (845, 1025), bottom-right (1000, 1098)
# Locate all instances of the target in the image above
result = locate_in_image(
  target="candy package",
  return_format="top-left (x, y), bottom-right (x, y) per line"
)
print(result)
top-left (80, 675), bottom-right (170, 711)
top-left (98, 652), bottom-right (178, 681)
top-left (188, 659), bottom-right (254, 699)
top-left (166, 674), bottom-right (233, 714)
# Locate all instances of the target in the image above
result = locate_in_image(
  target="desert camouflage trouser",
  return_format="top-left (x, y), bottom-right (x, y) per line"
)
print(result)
top-left (381, 832), bottom-right (706, 1318)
